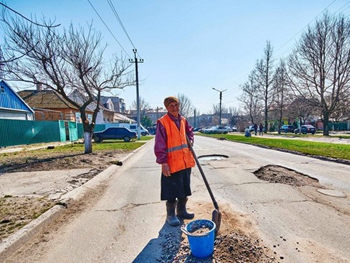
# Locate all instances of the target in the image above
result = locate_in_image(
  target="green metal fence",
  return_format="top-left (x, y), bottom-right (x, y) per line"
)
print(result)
top-left (328, 122), bottom-right (349, 131)
top-left (0, 119), bottom-right (62, 147)
top-left (59, 120), bottom-right (66, 142)
top-left (77, 123), bottom-right (105, 138)
top-left (0, 119), bottom-right (108, 148)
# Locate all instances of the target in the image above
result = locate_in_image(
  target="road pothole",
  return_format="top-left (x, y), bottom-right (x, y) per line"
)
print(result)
top-left (198, 154), bottom-right (228, 161)
top-left (254, 165), bottom-right (322, 188)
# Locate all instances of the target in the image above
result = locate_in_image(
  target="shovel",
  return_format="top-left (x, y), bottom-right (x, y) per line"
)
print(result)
top-left (187, 136), bottom-right (222, 234)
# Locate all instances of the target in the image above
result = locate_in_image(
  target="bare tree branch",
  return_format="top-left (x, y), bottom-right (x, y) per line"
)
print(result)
top-left (288, 12), bottom-right (350, 135)
top-left (2, 15), bottom-right (133, 153)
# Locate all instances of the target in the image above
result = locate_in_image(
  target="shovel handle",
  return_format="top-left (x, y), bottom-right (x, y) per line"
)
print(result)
top-left (187, 136), bottom-right (220, 211)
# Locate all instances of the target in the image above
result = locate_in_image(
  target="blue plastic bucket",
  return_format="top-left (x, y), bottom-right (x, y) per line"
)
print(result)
top-left (183, 219), bottom-right (216, 258)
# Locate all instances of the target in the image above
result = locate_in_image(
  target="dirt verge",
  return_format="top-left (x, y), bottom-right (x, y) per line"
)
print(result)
top-left (0, 149), bottom-right (128, 241)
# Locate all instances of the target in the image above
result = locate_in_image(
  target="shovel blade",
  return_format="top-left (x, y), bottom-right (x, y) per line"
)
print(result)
top-left (212, 209), bottom-right (222, 234)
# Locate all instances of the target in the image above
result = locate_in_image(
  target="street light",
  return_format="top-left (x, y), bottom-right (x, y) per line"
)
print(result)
top-left (212, 87), bottom-right (227, 125)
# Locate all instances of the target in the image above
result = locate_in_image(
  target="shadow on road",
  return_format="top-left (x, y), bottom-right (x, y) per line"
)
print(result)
top-left (132, 220), bottom-right (185, 262)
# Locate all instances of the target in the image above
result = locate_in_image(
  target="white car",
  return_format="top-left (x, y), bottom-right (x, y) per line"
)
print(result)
top-left (201, 125), bottom-right (229, 134)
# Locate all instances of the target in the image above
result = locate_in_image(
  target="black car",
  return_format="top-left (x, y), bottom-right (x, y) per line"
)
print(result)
top-left (279, 125), bottom-right (295, 133)
top-left (93, 127), bottom-right (137, 143)
top-left (294, 125), bottom-right (316, 135)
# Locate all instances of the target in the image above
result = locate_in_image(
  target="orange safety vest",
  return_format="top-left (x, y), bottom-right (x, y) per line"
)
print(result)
top-left (159, 114), bottom-right (195, 173)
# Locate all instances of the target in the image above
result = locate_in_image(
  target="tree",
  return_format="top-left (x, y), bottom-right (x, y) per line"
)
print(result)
top-left (211, 104), bottom-right (228, 125)
top-left (177, 93), bottom-right (194, 119)
top-left (288, 97), bottom-right (319, 127)
top-left (255, 41), bottom-right (275, 132)
top-left (0, 2), bottom-right (61, 67)
top-left (131, 97), bottom-right (151, 129)
top-left (141, 115), bottom-right (152, 128)
top-left (2, 15), bottom-right (132, 153)
top-left (288, 12), bottom-right (350, 135)
top-left (273, 59), bottom-right (291, 134)
top-left (228, 106), bottom-right (242, 129)
top-left (212, 104), bottom-right (228, 115)
top-left (330, 98), bottom-right (350, 122)
top-left (238, 70), bottom-right (263, 126)
top-left (131, 97), bottom-right (150, 111)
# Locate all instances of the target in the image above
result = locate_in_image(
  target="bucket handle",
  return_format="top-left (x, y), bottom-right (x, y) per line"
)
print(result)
top-left (181, 225), bottom-right (210, 237)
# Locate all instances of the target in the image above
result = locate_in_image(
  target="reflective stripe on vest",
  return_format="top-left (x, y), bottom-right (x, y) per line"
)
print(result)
top-left (167, 143), bottom-right (188, 153)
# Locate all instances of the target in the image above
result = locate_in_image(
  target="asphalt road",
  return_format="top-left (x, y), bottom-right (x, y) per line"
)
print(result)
top-left (3, 135), bottom-right (350, 263)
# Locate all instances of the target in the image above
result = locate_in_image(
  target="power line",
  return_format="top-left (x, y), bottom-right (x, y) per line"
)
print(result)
top-left (0, 2), bottom-right (61, 27)
top-left (334, 1), bottom-right (350, 14)
top-left (87, 0), bottom-right (131, 59)
top-left (106, 0), bottom-right (142, 59)
top-left (274, 0), bottom-right (338, 58)
top-left (107, 1), bottom-right (134, 48)
top-left (225, 0), bottom-right (347, 103)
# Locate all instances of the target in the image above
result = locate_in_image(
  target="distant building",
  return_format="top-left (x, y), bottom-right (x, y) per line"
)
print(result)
top-left (145, 107), bottom-right (167, 124)
top-left (100, 96), bottom-right (126, 113)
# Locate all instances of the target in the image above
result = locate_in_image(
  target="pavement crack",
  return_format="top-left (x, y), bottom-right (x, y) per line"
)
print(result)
top-left (96, 201), bottom-right (160, 212)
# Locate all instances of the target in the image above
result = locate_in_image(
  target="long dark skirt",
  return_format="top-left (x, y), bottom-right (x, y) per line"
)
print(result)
top-left (161, 168), bottom-right (192, 201)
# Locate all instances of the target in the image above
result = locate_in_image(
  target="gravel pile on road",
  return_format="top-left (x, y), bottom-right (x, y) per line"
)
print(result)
top-left (159, 230), bottom-right (275, 263)
top-left (156, 203), bottom-right (277, 263)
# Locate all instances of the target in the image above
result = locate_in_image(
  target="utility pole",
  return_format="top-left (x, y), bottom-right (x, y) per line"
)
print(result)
top-left (129, 49), bottom-right (144, 140)
top-left (194, 108), bottom-right (197, 128)
top-left (212, 87), bottom-right (227, 125)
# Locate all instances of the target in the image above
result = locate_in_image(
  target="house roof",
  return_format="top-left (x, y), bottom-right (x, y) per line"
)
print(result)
top-left (115, 112), bottom-right (135, 122)
top-left (18, 89), bottom-right (79, 110)
top-left (0, 80), bottom-right (35, 114)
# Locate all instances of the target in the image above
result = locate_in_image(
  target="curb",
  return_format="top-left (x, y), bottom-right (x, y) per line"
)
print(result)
top-left (0, 141), bottom-right (150, 262)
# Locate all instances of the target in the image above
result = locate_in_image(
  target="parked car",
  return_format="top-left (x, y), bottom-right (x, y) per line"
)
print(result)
top-left (279, 125), bottom-right (295, 133)
top-left (248, 125), bottom-right (256, 132)
top-left (214, 126), bottom-right (230, 134)
top-left (200, 125), bottom-right (229, 134)
top-left (108, 123), bottom-right (149, 136)
top-left (93, 127), bottom-right (137, 143)
top-left (294, 125), bottom-right (316, 135)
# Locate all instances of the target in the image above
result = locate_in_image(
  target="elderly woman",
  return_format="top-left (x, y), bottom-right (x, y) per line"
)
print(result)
top-left (154, 96), bottom-right (195, 226)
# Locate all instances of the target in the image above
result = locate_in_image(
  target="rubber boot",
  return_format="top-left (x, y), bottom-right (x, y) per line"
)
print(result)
top-left (166, 201), bottom-right (181, 226)
top-left (176, 197), bottom-right (195, 219)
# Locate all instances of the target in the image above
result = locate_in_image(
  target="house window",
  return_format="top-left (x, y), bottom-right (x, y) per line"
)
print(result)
top-left (0, 86), bottom-right (4, 94)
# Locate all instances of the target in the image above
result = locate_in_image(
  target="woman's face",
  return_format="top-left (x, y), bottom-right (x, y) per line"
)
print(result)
top-left (166, 102), bottom-right (180, 118)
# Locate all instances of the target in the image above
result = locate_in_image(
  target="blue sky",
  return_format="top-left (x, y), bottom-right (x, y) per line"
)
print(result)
top-left (3, 0), bottom-right (350, 114)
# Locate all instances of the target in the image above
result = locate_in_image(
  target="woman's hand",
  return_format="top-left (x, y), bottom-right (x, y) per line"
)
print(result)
top-left (161, 163), bottom-right (171, 177)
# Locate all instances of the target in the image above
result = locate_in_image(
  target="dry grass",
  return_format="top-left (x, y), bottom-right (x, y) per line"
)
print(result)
top-left (0, 195), bottom-right (56, 240)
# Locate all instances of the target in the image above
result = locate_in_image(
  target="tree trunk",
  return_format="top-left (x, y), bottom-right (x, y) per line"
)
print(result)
top-left (264, 106), bottom-right (268, 133)
top-left (84, 132), bottom-right (93, 154)
top-left (323, 113), bottom-right (330, 136)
